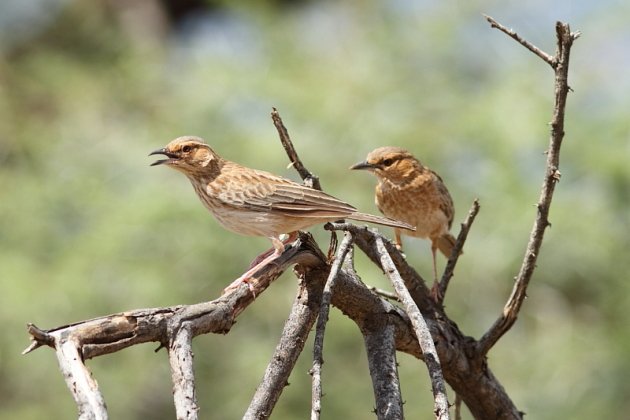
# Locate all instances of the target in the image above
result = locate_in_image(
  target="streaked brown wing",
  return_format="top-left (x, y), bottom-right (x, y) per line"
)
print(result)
top-left (215, 166), bottom-right (357, 218)
top-left (271, 184), bottom-right (358, 217)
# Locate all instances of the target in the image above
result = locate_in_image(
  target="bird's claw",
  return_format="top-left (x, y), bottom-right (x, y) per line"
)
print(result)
top-left (223, 277), bottom-right (257, 298)
top-left (429, 281), bottom-right (442, 303)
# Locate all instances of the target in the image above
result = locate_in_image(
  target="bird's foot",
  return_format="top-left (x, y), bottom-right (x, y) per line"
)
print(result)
top-left (224, 241), bottom-right (289, 297)
top-left (394, 243), bottom-right (407, 259)
top-left (429, 281), bottom-right (442, 303)
top-left (222, 275), bottom-right (257, 297)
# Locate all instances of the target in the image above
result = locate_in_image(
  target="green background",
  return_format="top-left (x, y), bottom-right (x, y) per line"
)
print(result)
top-left (1, 1), bottom-right (628, 419)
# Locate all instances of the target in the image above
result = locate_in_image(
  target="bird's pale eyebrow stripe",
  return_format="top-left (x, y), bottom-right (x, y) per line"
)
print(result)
top-left (380, 155), bottom-right (403, 164)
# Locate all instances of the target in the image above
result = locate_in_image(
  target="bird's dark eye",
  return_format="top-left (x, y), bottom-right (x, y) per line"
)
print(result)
top-left (182, 145), bottom-right (192, 153)
top-left (382, 158), bottom-right (394, 166)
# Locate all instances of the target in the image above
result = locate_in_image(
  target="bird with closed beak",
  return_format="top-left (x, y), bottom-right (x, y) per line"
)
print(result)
top-left (150, 136), bottom-right (414, 294)
top-left (351, 146), bottom-right (457, 300)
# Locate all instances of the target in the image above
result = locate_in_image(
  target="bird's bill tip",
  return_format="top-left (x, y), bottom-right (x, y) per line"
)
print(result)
top-left (350, 161), bottom-right (375, 171)
top-left (150, 159), bottom-right (169, 166)
top-left (148, 147), bottom-right (167, 157)
top-left (149, 148), bottom-right (175, 166)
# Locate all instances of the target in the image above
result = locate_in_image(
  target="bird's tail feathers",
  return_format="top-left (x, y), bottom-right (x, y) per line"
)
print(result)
top-left (348, 212), bottom-right (415, 232)
top-left (436, 233), bottom-right (461, 258)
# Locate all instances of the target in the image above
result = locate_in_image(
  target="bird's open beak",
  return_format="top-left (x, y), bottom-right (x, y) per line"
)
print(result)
top-left (149, 148), bottom-right (178, 166)
top-left (350, 161), bottom-right (377, 171)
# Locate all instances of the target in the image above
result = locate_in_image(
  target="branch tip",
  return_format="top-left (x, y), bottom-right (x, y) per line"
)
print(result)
top-left (23, 323), bottom-right (55, 354)
top-left (483, 14), bottom-right (555, 67)
top-left (437, 198), bottom-right (481, 301)
top-left (270, 108), bottom-right (322, 191)
top-left (479, 16), bottom-right (577, 354)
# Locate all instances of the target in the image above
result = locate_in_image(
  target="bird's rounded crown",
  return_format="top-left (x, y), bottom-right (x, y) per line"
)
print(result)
top-left (353, 146), bottom-right (422, 182)
top-left (150, 136), bottom-right (221, 174)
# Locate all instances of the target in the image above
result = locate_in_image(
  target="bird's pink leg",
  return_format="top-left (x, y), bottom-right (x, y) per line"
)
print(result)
top-left (222, 232), bottom-right (299, 295)
top-left (394, 228), bottom-right (403, 251)
top-left (429, 242), bottom-right (441, 302)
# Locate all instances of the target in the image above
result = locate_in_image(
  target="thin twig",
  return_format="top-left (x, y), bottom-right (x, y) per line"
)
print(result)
top-left (375, 237), bottom-right (450, 420)
top-left (478, 20), bottom-right (578, 355)
top-left (437, 199), bottom-right (480, 303)
top-left (368, 286), bottom-right (401, 302)
top-left (271, 107), bottom-right (322, 191)
top-left (483, 14), bottom-right (556, 68)
top-left (310, 232), bottom-right (355, 420)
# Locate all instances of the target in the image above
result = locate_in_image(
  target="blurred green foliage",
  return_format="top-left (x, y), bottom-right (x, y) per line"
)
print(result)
top-left (1, 0), bottom-right (628, 419)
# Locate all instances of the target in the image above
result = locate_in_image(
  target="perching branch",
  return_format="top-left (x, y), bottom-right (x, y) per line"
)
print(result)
top-left (478, 18), bottom-right (579, 354)
top-left (325, 222), bottom-right (435, 309)
top-left (26, 222), bottom-right (523, 419)
top-left (24, 233), bottom-right (326, 420)
top-left (25, 234), bottom-right (324, 359)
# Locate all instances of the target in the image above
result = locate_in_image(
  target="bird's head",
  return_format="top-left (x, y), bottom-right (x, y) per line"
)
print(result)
top-left (150, 136), bottom-right (221, 175)
top-left (350, 147), bottom-right (421, 184)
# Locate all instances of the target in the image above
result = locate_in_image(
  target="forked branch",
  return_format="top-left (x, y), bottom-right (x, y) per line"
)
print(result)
top-left (478, 17), bottom-right (580, 354)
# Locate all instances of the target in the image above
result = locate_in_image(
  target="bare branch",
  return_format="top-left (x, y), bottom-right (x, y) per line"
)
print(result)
top-left (483, 14), bottom-right (556, 67)
top-left (271, 107), bottom-right (322, 190)
top-left (56, 337), bottom-right (108, 420)
top-left (322, 223), bottom-right (522, 418)
top-left (24, 233), bottom-right (326, 360)
top-left (169, 323), bottom-right (199, 420)
top-left (29, 222), bottom-right (524, 419)
top-left (22, 323), bottom-right (53, 355)
top-left (311, 232), bottom-right (355, 420)
top-left (375, 237), bottom-right (450, 420)
top-left (327, 263), bottom-right (522, 419)
top-left (437, 199), bottom-right (480, 303)
top-left (325, 222), bottom-right (435, 308)
top-left (478, 20), bottom-right (578, 354)
top-left (245, 265), bottom-right (328, 419)
top-left (363, 322), bottom-right (404, 420)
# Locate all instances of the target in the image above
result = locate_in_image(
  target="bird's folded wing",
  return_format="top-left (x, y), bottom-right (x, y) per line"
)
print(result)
top-left (215, 169), bottom-right (357, 217)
